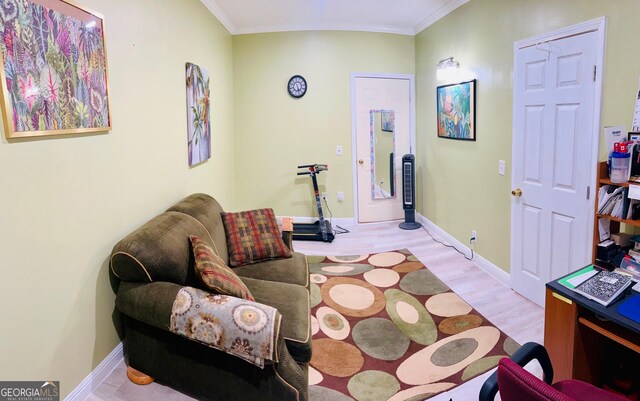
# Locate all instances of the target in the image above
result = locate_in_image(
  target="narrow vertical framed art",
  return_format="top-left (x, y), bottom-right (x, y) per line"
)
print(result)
top-left (0, 0), bottom-right (111, 139)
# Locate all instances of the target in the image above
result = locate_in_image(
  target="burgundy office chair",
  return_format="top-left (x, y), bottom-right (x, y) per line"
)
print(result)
top-left (479, 342), bottom-right (628, 401)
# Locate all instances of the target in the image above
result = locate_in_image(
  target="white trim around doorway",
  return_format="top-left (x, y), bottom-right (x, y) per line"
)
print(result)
top-left (349, 72), bottom-right (416, 224)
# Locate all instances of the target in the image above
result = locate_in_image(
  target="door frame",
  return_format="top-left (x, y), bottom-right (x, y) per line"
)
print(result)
top-left (350, 72), bottom-right (416, 224)
top-left (510, 17), bottom-right (606, 290)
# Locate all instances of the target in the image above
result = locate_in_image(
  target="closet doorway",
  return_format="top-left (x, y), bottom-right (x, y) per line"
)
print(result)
top-left (351, 73), bottom-right (415, 223)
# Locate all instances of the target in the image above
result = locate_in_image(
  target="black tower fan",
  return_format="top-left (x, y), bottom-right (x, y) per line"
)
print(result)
top-left (399, 154), bottom-right (422, 230)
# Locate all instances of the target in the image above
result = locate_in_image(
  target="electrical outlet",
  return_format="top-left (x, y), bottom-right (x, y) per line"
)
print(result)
top-left (337, 191), bottom-right (344, 202)
top-left (470, 230), bottom-right (477, 248)
top-left (321, 192), bottom-right (327, 200)
top-left (336, 145), bottom-right (343, 156)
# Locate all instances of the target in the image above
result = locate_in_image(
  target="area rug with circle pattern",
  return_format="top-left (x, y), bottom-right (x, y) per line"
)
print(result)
top-left (306, 249), bottom-right (519, 401)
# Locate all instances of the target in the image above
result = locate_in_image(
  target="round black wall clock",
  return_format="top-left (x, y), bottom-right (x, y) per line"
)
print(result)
top-left (288, 75), bottom-right (307, 98)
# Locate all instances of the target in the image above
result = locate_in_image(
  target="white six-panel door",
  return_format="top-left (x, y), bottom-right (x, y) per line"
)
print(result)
top-left (511, 29), bottom-right (601, 307)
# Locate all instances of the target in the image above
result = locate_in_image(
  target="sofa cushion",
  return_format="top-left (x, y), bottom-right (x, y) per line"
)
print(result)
top-left (233, 252), bottom-right (309, 288)
top-left (221, 208), bottom-right (292, 267)
top-left (190, 235), bottom-right (254, 301)
top-left (242, 277), bottom-right (312, 364)
top-left (111, 212), bottom-right (209, 284)
top-left (166, 193), bottom-right (230, 265)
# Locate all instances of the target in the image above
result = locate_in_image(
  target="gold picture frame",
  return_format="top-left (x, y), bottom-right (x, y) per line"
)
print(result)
top-left (0, 0), bottom-right (111, 139)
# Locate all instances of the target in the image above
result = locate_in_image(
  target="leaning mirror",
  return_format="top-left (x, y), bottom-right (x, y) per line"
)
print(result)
top-left (370, 110), bottom-right (395, 200)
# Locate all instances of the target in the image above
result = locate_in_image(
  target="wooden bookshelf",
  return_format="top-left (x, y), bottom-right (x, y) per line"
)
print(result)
top-left (593, 161), bottom-right (640, 263)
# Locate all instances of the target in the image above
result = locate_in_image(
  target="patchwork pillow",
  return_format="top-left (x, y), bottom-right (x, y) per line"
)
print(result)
top-left (189, 235), bottom-right (254, 301)
top-left (221, 208), bottom-right (292, 267)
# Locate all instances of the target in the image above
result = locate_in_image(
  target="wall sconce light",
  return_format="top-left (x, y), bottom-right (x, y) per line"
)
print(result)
top-left (436, 57), bottom-right (460, 81)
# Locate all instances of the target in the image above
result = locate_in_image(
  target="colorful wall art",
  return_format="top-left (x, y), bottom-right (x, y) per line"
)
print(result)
top-left (0, 0), bottom-right (111, 138)
top-left (436, 79), bottom-right (475, 141)
top-left (185, 62), bottom-right (210, 166)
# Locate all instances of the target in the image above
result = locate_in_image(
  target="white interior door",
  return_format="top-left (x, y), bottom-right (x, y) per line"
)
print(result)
top-left (511, 28), bottom-right (602, 307)
top-left (354, 77), bottom-right (411, 223)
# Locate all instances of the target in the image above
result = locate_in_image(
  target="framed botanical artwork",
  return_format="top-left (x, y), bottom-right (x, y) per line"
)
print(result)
top-left (381, 110), bottom-right (394, 132)
top-left (436, 79), bottom-right (476, 141)
top-left (0, 0), bottom-right (111, 139)
top-left (185, 62), bottom-right (210, 166)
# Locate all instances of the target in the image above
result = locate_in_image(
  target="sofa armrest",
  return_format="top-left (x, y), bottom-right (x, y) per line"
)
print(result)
top-left (116, 282), bottom-right (295, 367)
top-left (282, 231), bottom-right (294, 251)
top-left (116, 281), bottom-right (181, 331)
top-left (281, 217), bottom-right (294, 251)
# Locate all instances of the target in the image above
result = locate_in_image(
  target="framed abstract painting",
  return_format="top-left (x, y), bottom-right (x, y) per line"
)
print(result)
top-left (185, 62), bottom-right (210, 166)
top-left (0, 0), bottom-right (111, 139)
top-left (436, 79), bottom-right (476, 141)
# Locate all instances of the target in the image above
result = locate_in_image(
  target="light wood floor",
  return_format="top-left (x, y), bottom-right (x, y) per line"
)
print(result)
top-left (87, 220), bottom-right (544, 401)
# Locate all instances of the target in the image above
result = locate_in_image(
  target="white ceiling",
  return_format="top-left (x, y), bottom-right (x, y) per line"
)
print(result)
top-left (199, 0), bottom-right (470, 36)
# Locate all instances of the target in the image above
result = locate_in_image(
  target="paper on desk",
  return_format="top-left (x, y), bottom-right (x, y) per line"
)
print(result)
top-left (567, 269), bottom-right (598, 287)
top-left (598, 218), bottom-right (611, 242)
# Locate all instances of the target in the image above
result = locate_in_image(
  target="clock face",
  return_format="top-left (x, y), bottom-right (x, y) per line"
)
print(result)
top-left (288, 75), bottom-right (307, 98)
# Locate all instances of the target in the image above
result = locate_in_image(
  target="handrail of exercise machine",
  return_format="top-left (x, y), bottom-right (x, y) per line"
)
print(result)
top-left (296, 164), bottom-right (328, 175)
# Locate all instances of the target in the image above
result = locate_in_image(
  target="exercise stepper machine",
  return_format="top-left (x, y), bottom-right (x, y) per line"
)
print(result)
top-left (293, 164), bottom-right (335, 243)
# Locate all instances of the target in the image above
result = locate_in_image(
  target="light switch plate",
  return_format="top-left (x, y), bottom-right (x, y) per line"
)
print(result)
top-left (498, 160), bottom-right (506, 176)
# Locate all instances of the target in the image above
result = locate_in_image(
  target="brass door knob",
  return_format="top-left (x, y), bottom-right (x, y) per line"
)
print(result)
top-left (358, 159), bottom-right (364, 164)
top-left (511, 188), bottom-right (522, 197)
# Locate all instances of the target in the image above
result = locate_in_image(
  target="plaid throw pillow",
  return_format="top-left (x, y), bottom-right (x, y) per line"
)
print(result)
top-left (189, 235), bottom-right (254, 301)
top-left (221, 208), bottom-right (292, 267)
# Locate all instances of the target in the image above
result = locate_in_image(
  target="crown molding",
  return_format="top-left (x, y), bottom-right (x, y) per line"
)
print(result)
top-left (233, 23), bottom-right (415, 36)
top-left (199, 0), bottom-right (237, 34)
top-left (413, 0), bottom-right (470, 35)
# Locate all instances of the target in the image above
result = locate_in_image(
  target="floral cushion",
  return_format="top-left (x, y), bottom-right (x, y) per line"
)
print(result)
top-left (170, 286), bottom-right (281, 368)
top-left (221, 208), bottom-right (292, 267)
top-left (190, 235), bottom-right (254, 301)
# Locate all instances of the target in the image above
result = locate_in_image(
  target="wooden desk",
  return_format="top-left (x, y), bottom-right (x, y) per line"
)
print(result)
top-left (544, 278), bottom-right (640, 387)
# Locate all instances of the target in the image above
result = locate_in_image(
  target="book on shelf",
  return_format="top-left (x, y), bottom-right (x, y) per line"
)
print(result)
top-left (573, 270), bottom-right (633, 306)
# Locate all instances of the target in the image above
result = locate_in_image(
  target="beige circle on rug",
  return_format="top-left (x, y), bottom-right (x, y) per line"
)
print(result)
top-left (363, 268), bottom-right (400, 287)
top-left (317, 306), bottom-right (350, 340)
top-left (387, 382), bottom-right (456, 401)
top-left (321, 277), bottom-right (386, 317)
top-left (327, 254), bottom-right (369, 263)
top-left (330, 284), bottom-right (374, 309)
top-left (393, 261), bottom-right (425, 273)
top-left (368, 252), bottom-right (406, 267)
top-left (309, 366), bottom-right (324, 385)
top-left (396, 326), bottom-right (501, 385)
top-left (322, 265), bottom-right (357, 274)
top-left (396, 301), bottom-right (420, 324)
top-left (424, 293), bottom-right (473, 317)
top-left (311, 274), bottom-right (328, 284)
top-left (311, 338), bottom-right (364, 378)
top-left (311, 315), bottom-right (320, 335)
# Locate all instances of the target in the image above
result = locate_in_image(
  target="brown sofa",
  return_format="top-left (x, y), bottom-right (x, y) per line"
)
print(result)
top-left (110, 193), bottom-right (311, 401)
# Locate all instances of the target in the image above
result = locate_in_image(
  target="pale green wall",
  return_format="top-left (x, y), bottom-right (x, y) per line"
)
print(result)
top-left (232, 31), bottom-right (414, 217)
top-left (415, 0), bottom-right (640, 272)
top-left (0, 0), bottom-right (234, 397)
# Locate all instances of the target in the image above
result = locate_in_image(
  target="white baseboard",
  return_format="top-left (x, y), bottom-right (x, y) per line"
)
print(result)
top-left (64, 342), bottom-right (124, 401)
top-left (416, 213), bottom-right (511, 287)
